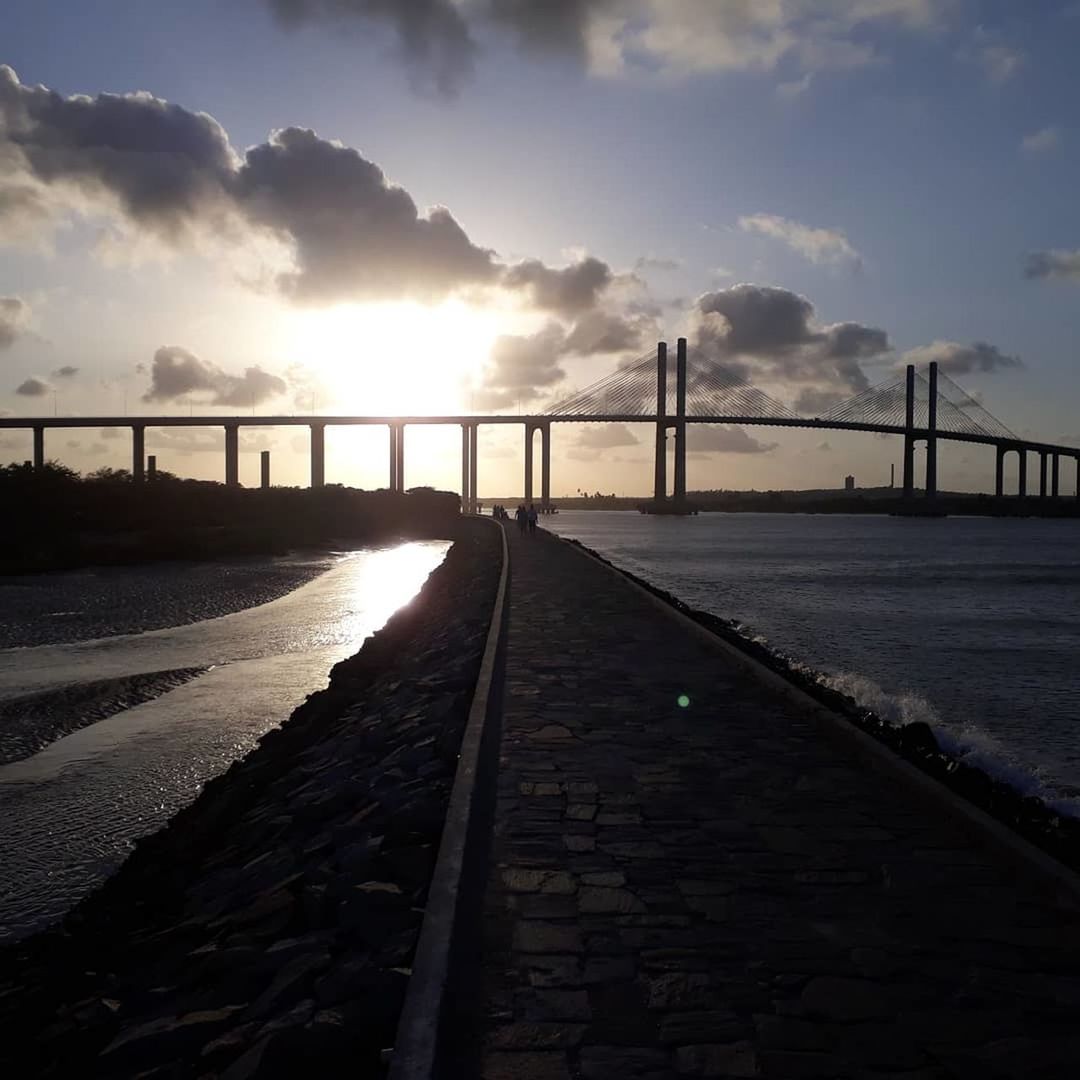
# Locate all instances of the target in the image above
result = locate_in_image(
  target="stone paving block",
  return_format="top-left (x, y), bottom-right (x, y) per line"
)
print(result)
top-left (481, 1051), bottom-right (571, 1080)
top-left (563, 835), bottom-right (596, 852)
top-left (582, 956), bottom-right (635, 984)
top-left (578, 1045), bottom-right (672, 1079)
top-left (799, 977), bottom-right (892, 1022)
top-left (515, 894), bottom-right (579, 919)
top-left (581, 871), bottom-right (626, 887)
top-left (647, 973), bottom-right (712, 1011)
top-left (514, 922), bottom-right (584, 955)
top-left (756, 1049), bottom-right (849, 1078)
top-left (526, 956), bottom-right (583, 988)
top-left (516, 989), bottom-right (592, 1022)
top-left (658, 1010), bottom-right (744, 1045)
top-left (488, 1022), bottom-right (588, 1050)
top-left (753, 1014), bottom-right (826, 1052)
top-left (672, 1041), bottom-right (757, 1077)
top-left (578, 886), bottom-right (648, 914)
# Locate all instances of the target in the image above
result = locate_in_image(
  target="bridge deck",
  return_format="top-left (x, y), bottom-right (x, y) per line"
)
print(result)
top-left (477, 527), bottom-right (1080, 1079)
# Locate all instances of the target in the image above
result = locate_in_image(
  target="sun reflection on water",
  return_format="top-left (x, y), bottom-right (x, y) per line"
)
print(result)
top-left (336, 541), bottom-right (450, 649)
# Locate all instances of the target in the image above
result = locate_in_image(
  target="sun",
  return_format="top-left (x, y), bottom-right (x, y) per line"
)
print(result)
top-left (286, 300), bottom-right (503, 414)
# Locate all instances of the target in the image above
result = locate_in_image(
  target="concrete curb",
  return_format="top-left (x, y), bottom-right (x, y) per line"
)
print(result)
top-left (389, 518), bottom-right (510, 1080)
top-left (558, 532), bottom-right (1080, 909)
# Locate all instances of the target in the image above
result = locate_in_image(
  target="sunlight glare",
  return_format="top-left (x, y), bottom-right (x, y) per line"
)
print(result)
top-left (287, 301), bottom-right (502, 415)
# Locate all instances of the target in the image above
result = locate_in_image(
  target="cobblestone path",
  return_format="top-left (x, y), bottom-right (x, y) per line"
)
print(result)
top-left (478, 528), bottom-right (1080, 1079)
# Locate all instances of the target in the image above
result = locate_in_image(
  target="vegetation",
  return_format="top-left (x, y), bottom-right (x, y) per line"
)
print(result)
top-left (0, 463), bottom-right (460, 573)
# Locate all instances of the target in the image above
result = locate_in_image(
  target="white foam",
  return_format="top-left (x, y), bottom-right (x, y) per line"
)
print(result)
top-left (818, 669), bottom-right (1080, 820)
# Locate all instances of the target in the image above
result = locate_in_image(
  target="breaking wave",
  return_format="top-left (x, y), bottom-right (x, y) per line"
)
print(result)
top-left (818, 668), bottom-right (1080, 818)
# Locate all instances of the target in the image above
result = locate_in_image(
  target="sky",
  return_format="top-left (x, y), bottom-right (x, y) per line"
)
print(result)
top-left (1, 0), bottom-right (1078, 496)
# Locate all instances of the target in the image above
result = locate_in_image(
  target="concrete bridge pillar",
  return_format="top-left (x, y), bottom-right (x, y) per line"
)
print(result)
top-left (1039, 451), bottom-right (1048, 498)
top-left (524, 422), bottom-right (535, 504)
top-left (310, 423), bottom-right (325, 488)
top-left (540, 422), bottom-right (552, 509)
top-left (469, 423), bottom-right (478, 513)
top-left (132, 424), bottom-right (145, 483)
top-left (995, 445), bottom-right (1005, 497)
top-left (925, 361), bottom-right (938, 498)
top-left (32, 425), bottom-right (44, 472)
top-left (1018, 447), bottom-right (1027, 497)
top-left (388, 425), bottom-right (397, 490)
top-left (389, 424), bottom-right (405, 492)
top-left (147, 455), bottom-right (156, 482)
top-left (1052, 453), bottom-right (1060, 498)
top-left (461, 424), bottom-right (470, 513)
top-left (674, 337), bottom-right (688, 503)
top-left (224, 424), bottom-right (239, 487)
top-left (260, 450), bottom-right (270, 490)
top-left (654, 341), bottom-right (667, 503)
top-left (902, 364), bottom-right (915, 498)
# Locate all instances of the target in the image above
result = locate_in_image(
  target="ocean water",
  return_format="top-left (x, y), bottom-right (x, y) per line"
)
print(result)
top-left (544, 511), bottom-right (1080, 809)
top-left (0, 542), bottom-right (448, 940)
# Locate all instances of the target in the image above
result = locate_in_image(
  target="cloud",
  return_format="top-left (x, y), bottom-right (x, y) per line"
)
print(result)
top-left (816, 440), bottom-right (832, 451)
top-left (1021, 127), bottom-right (1062, 155)
top-left (473, 323), bottom-right (567, 410)
top-left (634, 255), bottom-right (681, 274)
top-left (574, 424), bottom-right (639, 450)
top-left (795, 387), bottom-right (847, 414)
top-left (975, 43), bottom-right (1024, 84)
top-left (1, 67), bottom-right (626, 315)
top-left (562, 309), bottom-right (652, 355)
top-left (1024, 249), bottom-right (1080, 282)
top-left (260, 0), bottom-right (953, 93)
top-left (692, 283), bottom-right (890, 401)
top-left (0, 65), bottom-right (237, 244)
top-left (100, 426), bottom-right (123, 439)
top-left (146, 426), bottom-right (277, 455)
top-left (234, 126), bottom-right (499, 304)
top-left (900, 340), bottom-right (1022, 374)
top-left (776, 72), bottom-right (814, 100)
top-left (502, 256), bottom-right (612, 318)
top-left (687, 425), bottom-right (778, 454)
top-left (16, 376), bottom-right (50, 396)
top-left (142, 346), bottom-right (287, 406)
top-left (52, 365), bottom-right (79, 378)
top-left (0, 297), bottom-right (29, 349)
top-left (475, 305), bottom-right (653, 407)
top-left (959, 28), bottom-right (1024, 85)
top-left (738, 213), bottom-right (862, 269)
top-left (268, 0), bottom-right (476, 97)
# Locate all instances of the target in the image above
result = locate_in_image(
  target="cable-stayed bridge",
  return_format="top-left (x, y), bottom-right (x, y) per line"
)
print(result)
top-left (1, 339), bottom-right (1074, 509)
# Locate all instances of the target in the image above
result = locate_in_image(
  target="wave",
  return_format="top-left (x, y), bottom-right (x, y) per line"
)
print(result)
top-left (818, 669), bottom-right (1080, 818)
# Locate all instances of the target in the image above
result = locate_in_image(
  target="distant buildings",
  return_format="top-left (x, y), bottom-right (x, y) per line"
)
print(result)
top-left (844, 475), bottom-right (856, 491)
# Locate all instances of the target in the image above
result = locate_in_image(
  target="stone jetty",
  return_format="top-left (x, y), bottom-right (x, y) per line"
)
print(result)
top-left (4, 518), bottom-right (1080, 1079)
top-left (477, 528), bottom-right (1080, 1080)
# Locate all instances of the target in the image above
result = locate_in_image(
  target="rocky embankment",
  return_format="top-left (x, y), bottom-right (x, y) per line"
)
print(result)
top-left (0, 518), bottom-right (500, 1078)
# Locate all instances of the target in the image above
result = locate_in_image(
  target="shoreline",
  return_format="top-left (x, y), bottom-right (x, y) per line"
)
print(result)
top-left (0, 518), bottom-right (501, 1076)
top-left (562, 535), bottom-right (1080, 878)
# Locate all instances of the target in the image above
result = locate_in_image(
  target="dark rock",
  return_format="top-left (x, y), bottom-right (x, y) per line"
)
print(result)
top-left (245, 952), bottom-right (330, 1021)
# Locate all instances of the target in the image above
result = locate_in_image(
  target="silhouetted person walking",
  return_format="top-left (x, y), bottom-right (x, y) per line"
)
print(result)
top-left (515, 504), bottom-right (527, 535)
top-left (528, 503), bottom-right (538, 535)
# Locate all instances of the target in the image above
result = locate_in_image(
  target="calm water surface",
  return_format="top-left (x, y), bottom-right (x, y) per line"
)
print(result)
top-left (546, 511), bottom-right (1080, 806)
top-left (0, 542), bottom-right (448, 940)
